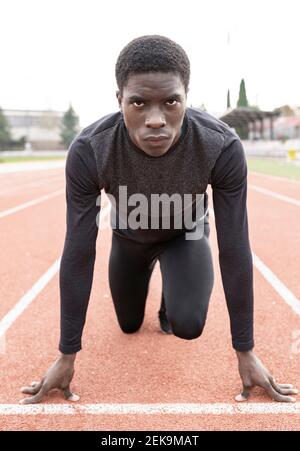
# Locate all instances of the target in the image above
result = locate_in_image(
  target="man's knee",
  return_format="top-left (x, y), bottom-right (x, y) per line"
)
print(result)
top-left (119, 319), bottom-right (143, 334)
top-left (170, 315), bottom-right (206, 340)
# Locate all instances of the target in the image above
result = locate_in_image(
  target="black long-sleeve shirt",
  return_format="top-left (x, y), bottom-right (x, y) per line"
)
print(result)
top-left (59, 108), bottom-right (254, 354)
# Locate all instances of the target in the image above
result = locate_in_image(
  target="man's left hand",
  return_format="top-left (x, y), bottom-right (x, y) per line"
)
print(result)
top-left (235, 350), bottom-right (298, 402)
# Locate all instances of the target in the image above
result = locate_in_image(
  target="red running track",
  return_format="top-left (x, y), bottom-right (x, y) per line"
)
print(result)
top-left (0, 164), bottom-right (299, 430)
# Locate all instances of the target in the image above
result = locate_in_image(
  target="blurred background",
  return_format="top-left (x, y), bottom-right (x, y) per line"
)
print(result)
top-left (1, 0), bottom-right (300, 172)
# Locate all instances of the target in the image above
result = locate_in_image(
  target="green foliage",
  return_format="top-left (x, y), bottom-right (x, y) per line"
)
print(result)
top-left (235, 125), bottom-right (249, 139)
top-left (0, 107), bottom-right (11, 145)
top-left (247, 157), bottom-right (300, 181)
top-left (237, 79), bottom-right (249, 107)
top-left (60, 105), bottom-right (79, 147)
top-left (227, 89), bottom-right (231, 109)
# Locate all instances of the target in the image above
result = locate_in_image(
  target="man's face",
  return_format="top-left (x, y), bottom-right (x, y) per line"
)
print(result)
top-left (117, 72), bottom-right (187, 157)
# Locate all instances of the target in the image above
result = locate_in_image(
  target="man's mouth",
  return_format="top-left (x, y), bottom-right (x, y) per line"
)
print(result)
top-left (144, 135), bottom-right (170, 142)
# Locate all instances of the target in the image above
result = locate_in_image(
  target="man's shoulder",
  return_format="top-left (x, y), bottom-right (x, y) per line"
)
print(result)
top-left (186, 107), bottom-right (237, 144)
top-left (78, 111), bottom-right (123, 143)
top-left (66, 112), bottom-right (122, 166)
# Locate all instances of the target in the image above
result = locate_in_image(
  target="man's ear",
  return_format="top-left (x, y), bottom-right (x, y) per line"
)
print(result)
top-left (116, 90), bottom-right (122, 111)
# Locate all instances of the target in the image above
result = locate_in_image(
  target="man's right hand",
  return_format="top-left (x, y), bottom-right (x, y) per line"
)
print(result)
top-left (20, 353), bottom-right (79, 404)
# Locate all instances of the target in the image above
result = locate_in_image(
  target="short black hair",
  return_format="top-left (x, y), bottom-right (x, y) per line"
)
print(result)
top-left (115, 35), bottom-right (190, 93)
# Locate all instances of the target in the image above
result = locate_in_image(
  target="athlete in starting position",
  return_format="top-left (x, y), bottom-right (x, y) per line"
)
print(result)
top-left (21, 35), bottom-right (298, 404)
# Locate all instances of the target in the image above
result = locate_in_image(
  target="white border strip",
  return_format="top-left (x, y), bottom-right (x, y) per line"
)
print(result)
top-left (0, 189), bottom-right (64, 219)
top-left (0, 402), bottom-right (299, 415)
top-left (209, 208), bottom-right (300, 317)
top-left (249, 184), bottom-right (300, 207)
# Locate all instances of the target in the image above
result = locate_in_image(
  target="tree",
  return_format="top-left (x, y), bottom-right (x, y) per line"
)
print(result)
top-left (0, 107), bottom-right (11, 146)
top-left (227, 89), bottom-right (231, 109)
top-left (60, 104), bottom-right (79, 147)
top-left (237, 78), bottom-right (249, 107)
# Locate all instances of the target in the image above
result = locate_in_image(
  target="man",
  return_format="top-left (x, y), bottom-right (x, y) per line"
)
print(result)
top-left (20, 35), bottom-right (298, 404)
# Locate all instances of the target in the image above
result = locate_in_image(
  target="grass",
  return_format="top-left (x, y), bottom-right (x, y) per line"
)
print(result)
top-left (247, 157), bottom-right (300, 181)
top-left (0, 155), bottom-right (66, 163)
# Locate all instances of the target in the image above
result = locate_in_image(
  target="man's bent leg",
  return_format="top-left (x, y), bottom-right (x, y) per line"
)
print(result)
top-left (108, 233), bottom-right (155, 333)
top-left (158, 223), bottom-right (214, 340)
top-left (158, 293), bottom-right (172, 334)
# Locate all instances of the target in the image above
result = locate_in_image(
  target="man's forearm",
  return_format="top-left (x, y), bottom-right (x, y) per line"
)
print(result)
top-left (59, 243), bottom-right (97, 354)
top-left (219, 249), bottom-right (254, 352)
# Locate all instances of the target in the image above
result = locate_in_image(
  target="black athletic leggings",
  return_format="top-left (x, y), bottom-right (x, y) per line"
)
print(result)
top-left (108, 223), bottom-right (214, 340)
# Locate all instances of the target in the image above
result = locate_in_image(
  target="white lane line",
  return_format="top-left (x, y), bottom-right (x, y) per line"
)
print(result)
top-left (252, 254), bottom-right (300, 316)
top-left (0, 202), bottom-right (111, 339)
top-left (0, 258), bottom-right (61, 339)
top-left (249, 171), bottom-right (300, 185)
top-left (0, 161), bottom-right (65, 174)
top-left (249, 184), bottom-right (300, 207)
top-left (209, 208), bottom-right (300, 317)
top-left (0, 168), bottom-right (64, 184)
top-left (0, 402), bottom-right (299, 415)
top-left (0, 189), bottom-right (64, 219)
top-left (0, 172), bottom-right (63, 191)
top-left (1, 175), bottom-right (65, 196)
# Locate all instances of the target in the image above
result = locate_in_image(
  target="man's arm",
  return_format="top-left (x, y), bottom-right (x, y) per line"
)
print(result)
top-left (20, 137), bottom-right (101, 404)
top-left (59, 138), bottom-right (101, 354)
top-left (211, 137), bottom-right (254, 352)
top-left (211, 136), bottom-right (298, 402)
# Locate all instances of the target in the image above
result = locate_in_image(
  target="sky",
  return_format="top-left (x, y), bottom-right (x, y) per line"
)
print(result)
top-left (1, 0), bottom-right (300, 127)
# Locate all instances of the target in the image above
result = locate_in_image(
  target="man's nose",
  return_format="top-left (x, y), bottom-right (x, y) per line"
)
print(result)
top-left (145, 109), bottom-right (166, 128)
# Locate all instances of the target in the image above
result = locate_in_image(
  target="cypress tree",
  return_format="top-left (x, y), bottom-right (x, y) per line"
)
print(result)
top-left (60, 104), bottom-right (79, 147)
top-left (237, 79), bottom-right (249, 107)
top-left (0, 107), bottom-right (11, 146)
top-left (227, 89), bottom-right (231, 109)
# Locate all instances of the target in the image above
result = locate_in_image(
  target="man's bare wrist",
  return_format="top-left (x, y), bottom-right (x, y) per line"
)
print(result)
top-left (60, 352), bottom-right (77, 362)
top-left (236, 349), bottom-right (254, 358)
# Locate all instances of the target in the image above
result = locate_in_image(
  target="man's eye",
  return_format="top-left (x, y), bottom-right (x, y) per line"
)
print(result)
top-left (166, 99), bottom-right (178, 106)
top-left (133, 101), bottom-right (144, 107)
